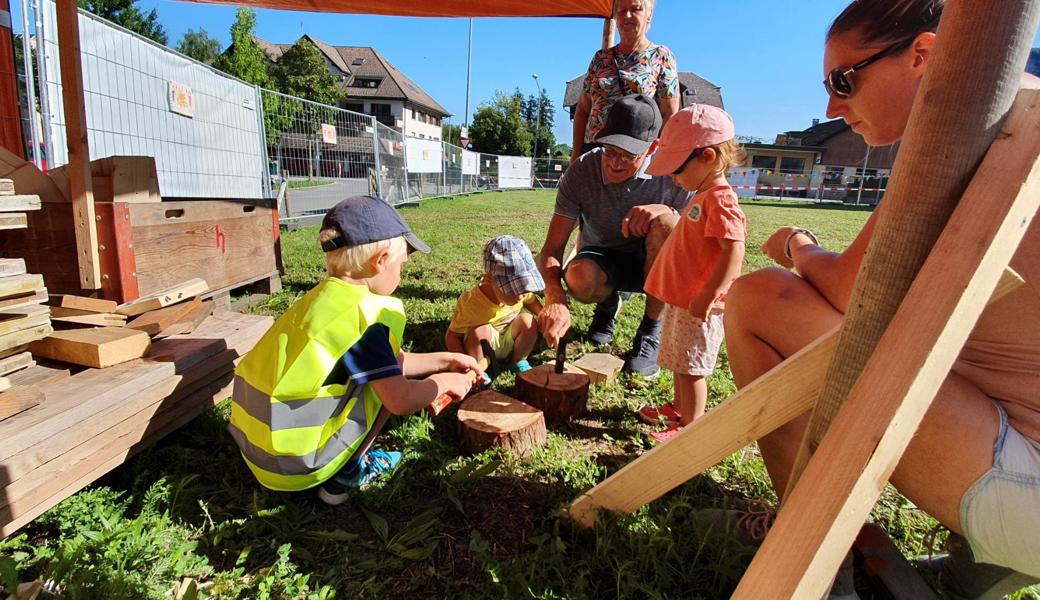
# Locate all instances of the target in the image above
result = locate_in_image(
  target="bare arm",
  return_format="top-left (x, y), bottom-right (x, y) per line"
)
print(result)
top-left (536, 212), bottom-right (579, 347)
top-left (760, 208), bottom-right (881, 313)
top-left (657, 95), bottom-right (680, 128)
top-left (400, 350), bottom-right (482, 379)
top-left (523, 295), bottom-right (544, 317)
top-left (571, 93), bottom-right (592, 164)
top-left (444, 330), bottom-right (465, 354)
top-left (689, 239), bottom-right (746, 320)
top-left (369, 372), bottom-right (473, 416)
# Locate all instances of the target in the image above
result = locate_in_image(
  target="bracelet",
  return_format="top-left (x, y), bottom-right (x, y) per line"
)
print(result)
top-left (784, 227), bottom-right (819, 260)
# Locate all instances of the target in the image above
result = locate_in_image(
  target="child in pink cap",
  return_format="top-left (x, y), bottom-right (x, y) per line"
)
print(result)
top-left (639, 104), bottom-right (747, 441)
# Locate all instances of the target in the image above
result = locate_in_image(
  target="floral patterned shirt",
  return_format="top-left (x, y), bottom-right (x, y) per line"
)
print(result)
top-left (581, 43), bottom-right (679, 143)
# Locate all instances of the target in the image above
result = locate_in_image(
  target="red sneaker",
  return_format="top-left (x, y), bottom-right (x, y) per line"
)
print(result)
top-left (649, 423), bottom-right (683, 442)
top-left (639, 402), bottom-right (682, 425)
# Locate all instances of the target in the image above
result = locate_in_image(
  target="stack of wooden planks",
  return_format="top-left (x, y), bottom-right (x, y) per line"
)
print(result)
top-left (0, 178), bottom-right (41, 231)
top-left (0, 310), bottom-right (273, 536)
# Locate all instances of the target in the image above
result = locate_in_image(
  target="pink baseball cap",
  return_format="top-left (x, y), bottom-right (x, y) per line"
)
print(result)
top-left (646, 104), bottom-right (736, 176)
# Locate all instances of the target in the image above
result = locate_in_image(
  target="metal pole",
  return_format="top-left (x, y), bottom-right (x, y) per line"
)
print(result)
top-left (531, 73), bottom-right (542, 187)
top-left (370, 115), bottom-right (385, 201)
top-left (464, 18), bottom-right (472, 131)
top-left (856, 145), bottom-right (871, 205)
top-left (32, 0), bottom-right (52, 168)
top-left (19, 0), bottom-right (41, 168)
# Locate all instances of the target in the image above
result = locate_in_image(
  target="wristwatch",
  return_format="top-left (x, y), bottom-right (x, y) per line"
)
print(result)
top-left (784, 227), bottom-right (819, 260)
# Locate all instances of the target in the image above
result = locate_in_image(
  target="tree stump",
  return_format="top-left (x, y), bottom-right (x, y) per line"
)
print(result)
top-left (457, 391), bottom-right (547, 457)
top-left (515, 363), bottom-right (590, 424)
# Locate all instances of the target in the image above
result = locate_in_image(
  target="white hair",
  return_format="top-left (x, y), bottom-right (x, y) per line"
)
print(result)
top-left (613, 0), bottom-right (655, 19)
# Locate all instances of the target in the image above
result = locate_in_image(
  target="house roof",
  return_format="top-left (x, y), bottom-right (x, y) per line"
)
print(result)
top-left (744, 142), bottom-right (824, 153)
top-left (780, 118), bottom-right (848, 145)
top-left (563, 71), bottom-right (724, 110)
top-left (255, 36), bottom-right (450, 117)
top-left (181, 0), bottom-right (613, 18)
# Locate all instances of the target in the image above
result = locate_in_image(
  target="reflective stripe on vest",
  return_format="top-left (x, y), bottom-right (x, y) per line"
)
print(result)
top-left (229, 278), bottom-right (405, 491)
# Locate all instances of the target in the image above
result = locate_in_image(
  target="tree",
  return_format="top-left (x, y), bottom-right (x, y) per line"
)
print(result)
top-left (469, 91), bottom-right (532, 156)
top-left (442, 123), bottom-right (463, 147)
top-left (552, 143), bottom-right (572, 158)
top-left (78, 0), bottom-right (167, 45)
top-left (525, 89), bottom-right (555, 158)
top-left (212, 8), bottom-right (269, 87)
top-left (176, 28), bottom-right (221, 64)
top-left (272, 38), bottom-right (343, 106)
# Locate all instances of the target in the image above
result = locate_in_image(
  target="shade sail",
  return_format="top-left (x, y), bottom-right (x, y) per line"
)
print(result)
top-left (179, 0), bottom-right (614, 18)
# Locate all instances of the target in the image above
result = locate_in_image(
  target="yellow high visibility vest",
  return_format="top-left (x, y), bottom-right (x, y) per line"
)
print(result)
top-left (229, 277), bottom-right (406, 491)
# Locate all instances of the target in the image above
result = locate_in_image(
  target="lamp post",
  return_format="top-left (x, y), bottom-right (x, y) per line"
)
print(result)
top-left (531, 73), bottom-right (543, 186)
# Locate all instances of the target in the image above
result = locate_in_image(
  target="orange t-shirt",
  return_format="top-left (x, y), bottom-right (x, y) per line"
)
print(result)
top-left (645, 185), bottom-right (747, 310)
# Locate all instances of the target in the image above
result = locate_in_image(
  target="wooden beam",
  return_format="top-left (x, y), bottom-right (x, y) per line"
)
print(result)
top-left (735, 85), bottom-right (1040, 598)
top-left (600, 15), bottom-right (614, 50)
top-left (55, 0), bottom-right (100, 290)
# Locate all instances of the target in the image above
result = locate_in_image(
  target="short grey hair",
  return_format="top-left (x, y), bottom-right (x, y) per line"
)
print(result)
top-left (613, 0), bottom-right (656, 19)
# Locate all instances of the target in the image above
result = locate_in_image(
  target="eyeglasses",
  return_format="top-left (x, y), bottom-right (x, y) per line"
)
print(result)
top-left (603, 146), bottom-right (643, 164)
top-left (672, 148), bottom-right (704, 175)
top-left (823, 39), bottom-right (912, 99)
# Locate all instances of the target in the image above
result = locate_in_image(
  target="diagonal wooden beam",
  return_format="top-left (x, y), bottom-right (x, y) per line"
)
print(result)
top-left (568, 265), bottom-right (1023, 528)
top-left (734, 85), bottom-right (1040, 598)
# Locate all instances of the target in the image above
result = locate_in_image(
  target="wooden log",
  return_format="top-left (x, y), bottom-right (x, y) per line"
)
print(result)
top-left (0, 195), bottom-right (40, 212)
top-left (0, 259), bottom-right (25, 277)
top-left (0, 388), bottom-right (43, 422)
top-left (127, 296), bottom-right (202, 336)
top-left (457, 390), bottom-right (547, 457)
top-left (48, 294), bottom-right (118, 313)
top-left (156, 299), bottom-right (213, 337)
top-left (116, 278), bottom-right (208, 317)
top-left (573, 352), bottom-right (624, 386)
top-left (0, 352), bottom-right (34, 377)
top-left (29, 327), bottom-right (150, 368)
top-left (515, 363), bottom-right (589, 424)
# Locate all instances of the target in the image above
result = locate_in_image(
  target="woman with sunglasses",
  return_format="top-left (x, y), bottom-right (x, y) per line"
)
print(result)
top-left (721, 0), bottom-right (1040, 595)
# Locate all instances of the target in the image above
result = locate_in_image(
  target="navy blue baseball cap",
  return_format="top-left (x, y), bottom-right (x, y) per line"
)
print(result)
top-left (320, 195), bottom-right (430, 254)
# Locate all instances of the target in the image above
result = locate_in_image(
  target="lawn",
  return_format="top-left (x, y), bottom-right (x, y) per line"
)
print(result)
top-left (2, 191), bottom-right (1031, 599)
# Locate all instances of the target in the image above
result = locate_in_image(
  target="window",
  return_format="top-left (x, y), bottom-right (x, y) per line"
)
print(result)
top-left (780, 157), bottom-right (806, 173)
top-left (350, 78), bottom-right (381, 88)
top-left (370, 103), bottom-right (391, 116)
top-left (751, 155), bottom-right (777, 170)
top-left (343, 103), bottom-right (364, 114)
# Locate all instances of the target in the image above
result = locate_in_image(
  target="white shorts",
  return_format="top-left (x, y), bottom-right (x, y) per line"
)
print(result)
top-left (959, 403), bottom-right (1040, 577)
top-left (657, 304), bottom-right (725, 377)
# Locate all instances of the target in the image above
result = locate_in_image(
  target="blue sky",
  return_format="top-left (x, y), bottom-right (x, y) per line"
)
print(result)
top-left (13, 1), bottom-right (1040, 146)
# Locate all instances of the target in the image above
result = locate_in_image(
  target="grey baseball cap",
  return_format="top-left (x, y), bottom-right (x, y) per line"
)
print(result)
top-left (320, 195), bottom-right (430, 254)
top-left (594, 94), bottom-right (663, 155)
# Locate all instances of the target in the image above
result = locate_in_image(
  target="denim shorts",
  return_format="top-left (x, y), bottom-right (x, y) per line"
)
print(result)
top-left (959, 402), bottom-right (1040, 577)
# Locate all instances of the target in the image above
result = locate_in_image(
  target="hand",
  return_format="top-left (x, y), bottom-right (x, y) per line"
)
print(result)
top-left (761, 226), bottom-right (800, 268)
top-left (687, 293), bottom-right (713, 322)
top-left (622, 204), bottom-right (673, 238)
top-left (429, 372), bottom-right (478, 403)
top-left (444, 352), bottom-right (485, 380)
top-left (538, 302), bottom-right (572, 348)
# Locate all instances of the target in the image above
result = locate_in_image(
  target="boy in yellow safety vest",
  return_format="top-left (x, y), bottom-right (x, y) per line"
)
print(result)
top-left (229, 195), bottom-right (483, 505)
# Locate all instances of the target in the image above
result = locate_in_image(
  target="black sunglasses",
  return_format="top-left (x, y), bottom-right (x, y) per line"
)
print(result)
top-left (823, 39), bottom-right (913, 99)
top-left (672, 148), bottom-right (704, 175)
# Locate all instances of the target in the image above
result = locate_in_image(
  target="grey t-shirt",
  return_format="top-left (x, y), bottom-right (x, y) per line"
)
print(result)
top-left (554, 148), bottom-right (691, 252)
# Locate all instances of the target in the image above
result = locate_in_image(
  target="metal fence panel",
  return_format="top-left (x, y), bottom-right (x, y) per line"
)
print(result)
top-left (38, 2), bottom-right (265, 198)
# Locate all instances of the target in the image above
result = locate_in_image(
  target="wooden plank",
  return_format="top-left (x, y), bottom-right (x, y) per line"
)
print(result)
top-left (0, 259), bottom-right (25, 277)
top-left (0, 377), bottom-right (8, 393)
top-left (48, 294), bottom-right (118, 313)
top-left (29, 327), bottom-right (149, 368)
top-left (127, 297), bottom-right (202, 336)
top-left (0, 274), bottom-right (44, 300)
top-left (51, 313), bottom-right (126, 328)
top-left (0, 289), bottom-right (47, 312)
top-left (6, 363), bottom-right (71, 388)
top-left (569, 267), bottom-right (1026, 527)
top-left (116, 279), bottom-right (209, 317)
top-left (0, 352), bottom-right (34, 377)
top-left (95, 201), bottom-right (140, 304)
top-left (573, 352), bottom-right (625, 386)
top-left (735, 85), bottom-right (1040, 599)
top-left (0, 213), bottom-right (27, 230)
top-left (0, 388), bottom-right (43, 423)
top-left (157, 299), bottom-right (213, 337)
top-left (0, 178), bottom-right (13, 195)
top-left (0, 325), bottom-right (52, 357)
top-left (0, 148), bottom-right (66, 203)
top-left (0, 195), bottom-right (40, 212)
top-left (55, 0), bottom-right (100, 290)
top-left (0, 305), bottom-right (50, 337)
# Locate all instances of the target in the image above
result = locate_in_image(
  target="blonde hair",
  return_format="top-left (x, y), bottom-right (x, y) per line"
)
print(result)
top-left (710, 139), bottom-right (747, 174)
top-left (318, 229), bottom-right (408, 277)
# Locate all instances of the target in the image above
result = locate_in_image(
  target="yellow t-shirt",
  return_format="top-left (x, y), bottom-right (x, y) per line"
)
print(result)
top-left (448, 285), bottom-right (534, 334)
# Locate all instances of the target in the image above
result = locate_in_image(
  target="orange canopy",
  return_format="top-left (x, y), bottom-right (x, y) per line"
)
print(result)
top-left (181, 0), bottom-right (614, 18)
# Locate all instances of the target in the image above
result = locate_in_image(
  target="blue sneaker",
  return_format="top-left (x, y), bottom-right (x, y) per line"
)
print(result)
top-left (318, 448), bottom-right (402, 506)
top-left (510, 359), bottom-right (532, 374)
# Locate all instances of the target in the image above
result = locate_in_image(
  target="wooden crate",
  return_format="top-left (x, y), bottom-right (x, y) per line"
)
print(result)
top-left (0, 199), bottom-right (280, 303)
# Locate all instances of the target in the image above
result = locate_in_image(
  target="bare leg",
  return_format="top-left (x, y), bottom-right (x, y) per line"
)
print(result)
top-left (463, 325), bottom-right (493, 365)
top-left (563, 258), bottom-right (613, 304)
top-left (509, 313), bottom-right (538, 364)
top-left (674, 373), bottom-right (707, 426)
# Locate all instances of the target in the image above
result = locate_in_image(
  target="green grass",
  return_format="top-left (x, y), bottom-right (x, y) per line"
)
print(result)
top-left (2, 191), bottom-right (1035, 599)
top-left (287, 178), bottom-right (334, 190)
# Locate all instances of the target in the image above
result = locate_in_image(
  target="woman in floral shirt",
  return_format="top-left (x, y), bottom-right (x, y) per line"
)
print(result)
top-left (570, 0), bottom-right (680, 163)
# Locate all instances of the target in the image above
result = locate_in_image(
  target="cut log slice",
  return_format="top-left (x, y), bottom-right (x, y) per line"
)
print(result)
top-left (515, 363), bottom-right (590, 424)
top-left (457, 391), bottom-right (547, 457)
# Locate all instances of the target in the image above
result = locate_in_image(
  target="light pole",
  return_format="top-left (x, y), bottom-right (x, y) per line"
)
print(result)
top-left (531, 73), bottom-right (543, 186)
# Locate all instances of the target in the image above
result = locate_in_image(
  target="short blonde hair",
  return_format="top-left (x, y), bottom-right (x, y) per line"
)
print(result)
top-left (710, 139), bottom-right (747, 174)
top-left (318, 228), bottom-right (408, 277)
